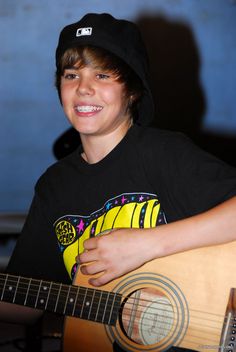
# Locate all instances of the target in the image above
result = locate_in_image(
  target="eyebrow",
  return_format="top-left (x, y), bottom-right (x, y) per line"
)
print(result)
top-left (63, 64), bottom-right (114, 75)
top-left (64, 65), bottom-right (79, 70)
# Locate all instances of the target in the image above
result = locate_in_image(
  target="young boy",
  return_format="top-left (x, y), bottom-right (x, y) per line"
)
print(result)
top-left (1, 13), bottom-right (236, 351)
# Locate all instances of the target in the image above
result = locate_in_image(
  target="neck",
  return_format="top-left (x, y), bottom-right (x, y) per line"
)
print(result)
top-left (80, 120), bottom-right (133, 164)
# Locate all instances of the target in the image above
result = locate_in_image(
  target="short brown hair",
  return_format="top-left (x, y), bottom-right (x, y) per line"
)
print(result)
top-left (55, 45), bottom-right (143, 120)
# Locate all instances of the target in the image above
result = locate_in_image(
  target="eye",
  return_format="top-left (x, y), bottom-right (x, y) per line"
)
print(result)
top-left (96, 73), bottom-right (110, 80)
top-left (63, 72), bottom-right (79, 80)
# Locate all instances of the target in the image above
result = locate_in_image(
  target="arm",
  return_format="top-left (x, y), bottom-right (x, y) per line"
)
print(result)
top-left (79, 195), bottom-right (236, 286)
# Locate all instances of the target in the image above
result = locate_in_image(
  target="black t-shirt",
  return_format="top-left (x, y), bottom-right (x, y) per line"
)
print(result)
top-left (7, 124), bottom-right (236, 283)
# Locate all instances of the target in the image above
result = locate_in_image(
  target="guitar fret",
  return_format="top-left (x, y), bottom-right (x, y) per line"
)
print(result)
top-left (1, 275), bottom-right (19, 304)
top-left (25, 279), bottom-right (39, 308)
top-left (102, 291), bottom-right (110, 323)
top-left (94, 289), bottom-right (103, 322)
top-left (0, 273), bottom-right (121, 326)
top-left (0, 275), bottom-right (31, 306)
top-left (79, 287), bottom-right (89, 319)
top-left (35, 280), bottom-right (42, 308)
top-left (54, 283), bottom-right (62, 313)
top-left (35, 281), bottom-right (51, 309)
top-left (12, 276), bottom-right (20, 303)
top-left (87, 289), bottom-right (96, 320)
top-left (87, 290), bottom-right (104, 322)
top-left (98, 291), bottom-right (121, 325)
top-left (109, 293), bottom-right (121, 326)
top-left (45, 281), bottom-right (52, 310)
top-left (24, 278), bottom-right (32, 306)
top-left (63, 285), bottom-right (72, 315)
top-left (53, 284), bottom-right (70, 314)
top-left (0, 273), bottom-right (8, 301)
top-left (47, 282), bottom-right (61, 312)
top-left (2, 275), bottom-right (14, 302)
top-left (93, 290), bottom-right (109, 323)
top-left (79, 287), bottom-right (103, 321)
top-left (64, 286), bottom-right (78, 316)
top-left (72, 286), bottom-right (80, 316)
top-left (14, 277), bottom-right (30, 306)
top-left (71, 286), bottom-right (85, 317)
top-left (108, 292), bottom-right (118, 325)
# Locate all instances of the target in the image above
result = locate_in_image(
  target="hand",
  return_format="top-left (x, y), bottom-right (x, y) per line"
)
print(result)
top-left (77, 228), bottom-right (154, 287)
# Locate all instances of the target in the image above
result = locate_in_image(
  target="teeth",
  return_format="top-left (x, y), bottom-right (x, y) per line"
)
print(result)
top-left (75, 105), bottom-right (102, 112)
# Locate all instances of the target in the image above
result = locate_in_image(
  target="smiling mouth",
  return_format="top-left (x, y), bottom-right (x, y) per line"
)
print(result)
top-left (75, 105), bottom-right (103, 113)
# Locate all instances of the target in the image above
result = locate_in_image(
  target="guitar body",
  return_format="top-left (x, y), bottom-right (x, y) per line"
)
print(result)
top-left (63, 242), bottom-right (236, 352)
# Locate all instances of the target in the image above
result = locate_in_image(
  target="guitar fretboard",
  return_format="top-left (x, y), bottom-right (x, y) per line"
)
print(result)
top-left (0, 273), bottom-right (121, 326)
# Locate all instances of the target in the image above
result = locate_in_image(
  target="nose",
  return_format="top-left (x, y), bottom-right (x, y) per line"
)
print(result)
top-left (76, 76), bottom-right (94, 96)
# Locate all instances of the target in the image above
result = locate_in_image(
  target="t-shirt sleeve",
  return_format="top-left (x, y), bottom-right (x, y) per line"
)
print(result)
top-left (6, 185), bottom-right (70, 284)
top-left (143, 130), bottom-right (236, 221)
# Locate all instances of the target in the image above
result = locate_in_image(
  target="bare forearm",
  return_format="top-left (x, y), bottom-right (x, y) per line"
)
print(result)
top-left (148, 195), bottom-right (236, 260)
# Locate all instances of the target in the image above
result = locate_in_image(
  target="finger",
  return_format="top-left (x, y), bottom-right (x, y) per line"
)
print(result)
top-left (79, 249), bottom-right (98, 264)
top-left (89, 271), bottom-right (116, 287)
top-left (80, 262), bottom-right (106, 275)
top-left (83, 237), bottom-right (98, 250)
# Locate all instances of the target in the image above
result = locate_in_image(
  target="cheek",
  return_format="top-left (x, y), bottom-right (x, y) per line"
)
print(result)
top-left (101, 86), bottom-right (126, 107)
top-left (60, 86), bottom-right (71, 107)
top-left (60, 93), bottom-right (72, 119)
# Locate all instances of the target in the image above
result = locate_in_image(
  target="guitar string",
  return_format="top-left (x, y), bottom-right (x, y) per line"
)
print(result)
top-left (117, 299), bottom-right (226, 347)
top-left (120, 294), bottom-right (225, 324)
top-left (0, 278), bottom-right (227, 322)
top-left (0, 273), bottom-right (228, 320)
top-left (119, 312), bottom-right (222, 344)
top-left (0, 277), bottom-right (234, 316)
top-left (116, 318), bottom-right (220, 348)
top-left (120, 302), bottom-right (224, 332)
top-left (118, 304), bottom-right (224, 342)
top-left (0, 276), bottom-right (232, 322)
top-left (0, 292), bottom-right (232, 343)
top-left (0, 281), bottom-right (223, 343)
top-left (0, 277), bottom-right (234, 340)
top-left (0, 276), bottom-right (232, 329)
top-left (119, 292), bottom-right (235, 346)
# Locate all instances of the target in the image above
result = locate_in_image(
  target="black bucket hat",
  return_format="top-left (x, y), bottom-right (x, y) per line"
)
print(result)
top-left (56, 13), bottom-right (155, 126)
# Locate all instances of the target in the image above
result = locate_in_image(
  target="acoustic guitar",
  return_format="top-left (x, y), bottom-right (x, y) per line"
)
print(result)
top-left (1, 241), bottom-right (236, 352)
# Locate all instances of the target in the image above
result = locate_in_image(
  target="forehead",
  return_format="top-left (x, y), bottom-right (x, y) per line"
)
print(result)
top-left (64, 62), bottom-right (113, 72)
top-left (60, 46), bottom-right (125, 75)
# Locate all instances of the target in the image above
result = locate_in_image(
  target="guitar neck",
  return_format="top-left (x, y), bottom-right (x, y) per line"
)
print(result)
top-left (0, 273), bottom-right (121, 326)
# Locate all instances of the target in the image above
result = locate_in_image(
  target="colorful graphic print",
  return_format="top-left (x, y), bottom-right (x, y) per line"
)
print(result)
top-left (54, 192), bottom-right (166, 279)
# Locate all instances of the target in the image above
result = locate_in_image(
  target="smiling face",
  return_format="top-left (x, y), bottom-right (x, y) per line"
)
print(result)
top-left (56, 46), bottom-right (143, 138)
top-left (60, 64), bottom-right (131, 137)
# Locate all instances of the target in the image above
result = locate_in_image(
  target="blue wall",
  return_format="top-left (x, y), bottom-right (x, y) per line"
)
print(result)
top-left (0, 0), bottom-right (236, 212)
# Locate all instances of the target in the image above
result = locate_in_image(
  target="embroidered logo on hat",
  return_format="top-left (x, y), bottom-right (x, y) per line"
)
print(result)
top-left (76, 27), bottom-right (92, 37)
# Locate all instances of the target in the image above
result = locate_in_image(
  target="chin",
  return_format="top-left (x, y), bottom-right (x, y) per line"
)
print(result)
top-left (74, 126), bottom-right (98, 136)
top-left (71, 121), bottom-right (95, 132)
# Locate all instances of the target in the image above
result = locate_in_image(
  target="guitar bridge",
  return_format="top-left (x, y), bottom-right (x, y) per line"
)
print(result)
top-left (219, 288), bottom-right (236, 352)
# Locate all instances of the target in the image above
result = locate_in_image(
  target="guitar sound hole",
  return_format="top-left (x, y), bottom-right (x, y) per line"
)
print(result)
top-left (120, 287), bottom-right (174, 345)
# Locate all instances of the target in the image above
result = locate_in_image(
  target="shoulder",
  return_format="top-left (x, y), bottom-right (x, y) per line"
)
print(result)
top-left (132, 124), bottom-right (189, 142)
top-left (35, 148), bottom-right (81, 190)
top-left (130, 124), bottom-right (192, 156)
top-left (130, 124), bottom-right (231, 173)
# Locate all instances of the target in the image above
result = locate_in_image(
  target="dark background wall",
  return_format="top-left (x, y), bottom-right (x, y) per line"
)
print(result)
top-left (1, 0), bottom-right (236, 213)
